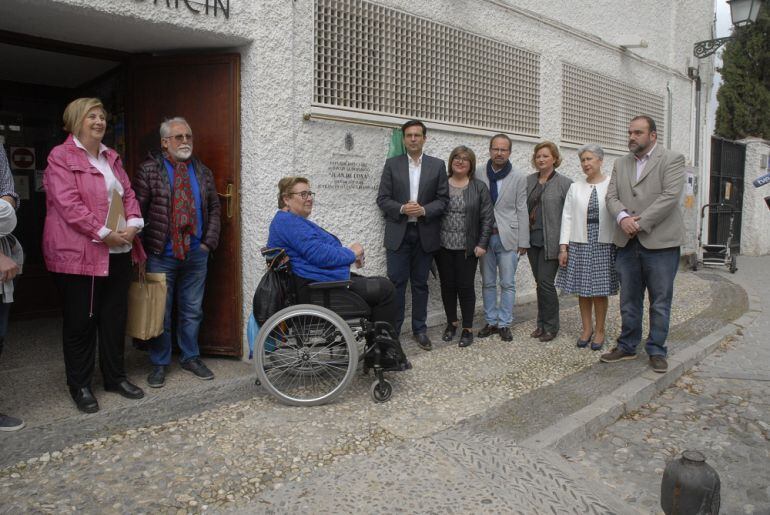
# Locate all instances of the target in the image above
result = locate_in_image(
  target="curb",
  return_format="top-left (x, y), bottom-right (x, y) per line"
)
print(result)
top-left (522, 287), bottom-right (760, 451)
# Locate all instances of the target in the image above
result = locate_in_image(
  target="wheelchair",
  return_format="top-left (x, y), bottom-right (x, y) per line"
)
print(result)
top-left (254, 248), bottom-right (409, 407)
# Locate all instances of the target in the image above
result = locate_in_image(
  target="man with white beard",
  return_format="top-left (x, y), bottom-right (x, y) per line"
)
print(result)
top-left (133, 117), bottom-right (221, 388)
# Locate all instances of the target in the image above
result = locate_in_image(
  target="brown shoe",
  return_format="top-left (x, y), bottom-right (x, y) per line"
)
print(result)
top-left (539, 331), bottom-right (557, 342)
top-left (599, 347), bottom-right (637, 363)
top-left (649, 355), bottom-right (668, 373)
top-left (478, 324), bottom-right (498, 338)
top-left (530, 327), bottom-right (544, 338)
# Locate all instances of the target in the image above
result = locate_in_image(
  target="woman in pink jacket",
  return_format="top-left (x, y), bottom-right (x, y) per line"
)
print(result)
top-left (43, 97), bottom-right (146, 414)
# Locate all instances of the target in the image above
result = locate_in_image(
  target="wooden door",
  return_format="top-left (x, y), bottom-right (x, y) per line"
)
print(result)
top-left (127, 53), bottom-right (242, 357)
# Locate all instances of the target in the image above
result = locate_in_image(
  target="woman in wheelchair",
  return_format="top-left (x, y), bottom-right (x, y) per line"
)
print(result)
top-left (267, 176), bottom-right (398, 337)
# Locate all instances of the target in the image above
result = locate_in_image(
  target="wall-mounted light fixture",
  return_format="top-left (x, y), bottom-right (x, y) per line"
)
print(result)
top-left (694, 0), bottom-right (764, 58)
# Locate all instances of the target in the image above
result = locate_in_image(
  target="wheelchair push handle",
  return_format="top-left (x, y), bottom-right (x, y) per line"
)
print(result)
top-left (261, 247), bottom-right (290, 271)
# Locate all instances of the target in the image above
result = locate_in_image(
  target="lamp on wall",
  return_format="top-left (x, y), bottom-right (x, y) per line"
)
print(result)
top-left (730, 0), bottom-right (763, 25)
top-left (694, 0), bottom-right (764, 58)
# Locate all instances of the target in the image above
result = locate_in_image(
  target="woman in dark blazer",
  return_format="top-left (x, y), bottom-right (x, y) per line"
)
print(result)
top-left (526, 141), bottom-right (572, 342)
top-left (437, 146), bottom-right (494, 347)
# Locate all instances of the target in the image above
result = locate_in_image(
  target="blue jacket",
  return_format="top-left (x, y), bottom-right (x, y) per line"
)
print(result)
top-left (267, 210), bottom-right (355, 282)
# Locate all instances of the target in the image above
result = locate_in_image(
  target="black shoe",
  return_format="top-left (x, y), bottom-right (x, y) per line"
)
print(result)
top-left (478, 324), bottom-right (498, 338)
top-left (530, 327), bottom-right (545, 338)
top-left (576, 331), bottom-right (593, 348)
top-left (181, 358), bottom-right (215, 380)
top-left (415, 333), bottom-right (432, 351)
top-left (0, 414), bottom-right (25, 432)
top-left (590, 339), bottom-right (605, 351)
top-left (69, 386), bottom-right (99, 414)
top-left (458, 329), bottom-right (474, 347)
top-left (442, 323), bottom-right (457, 342)
top-left (147, 366), bottom-right (166, 388)
top-left (105, 380), bottom-right (145, 399)
top-left (499, 327), bottom-right (513, 341)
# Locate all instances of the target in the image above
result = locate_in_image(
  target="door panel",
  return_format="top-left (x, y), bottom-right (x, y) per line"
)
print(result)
top-left (128, 53), bottom-right (242, 357)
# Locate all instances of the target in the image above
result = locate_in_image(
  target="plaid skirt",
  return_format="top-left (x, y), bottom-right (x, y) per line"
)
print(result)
top-left (555, 189), bottom-right (619, 297)
top-left (556, 236), bottom-right (619, 297)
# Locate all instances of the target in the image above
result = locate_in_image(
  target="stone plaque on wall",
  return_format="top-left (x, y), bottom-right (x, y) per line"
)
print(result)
top-left (320, 153), bottom-right (377, 190)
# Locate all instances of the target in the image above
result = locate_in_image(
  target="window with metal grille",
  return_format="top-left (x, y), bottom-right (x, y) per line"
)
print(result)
top-left (314, 0), bottom-right (540, 135)
top-left (562, 63), bottom-right (665, 150)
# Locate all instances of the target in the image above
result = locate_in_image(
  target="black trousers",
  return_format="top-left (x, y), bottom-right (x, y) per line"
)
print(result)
top-left (435, 247), bottom-right (479, 329)
top-left (53, 253), bottom-right (132, 389)
top-left (386, 224), bottom-right (433, 335)
top-left (296, 274), bottom-right (397, 331)
top-left (527, 245), bottom-right (560, 333)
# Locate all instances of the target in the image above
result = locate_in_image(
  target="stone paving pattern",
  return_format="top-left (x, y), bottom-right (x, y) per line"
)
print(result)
top-left (0, 271), bottom-right (739, 513)
top-left (249, 429), bottom-right (629, 514)
top-left (562, 257), bottom-right (770, 515)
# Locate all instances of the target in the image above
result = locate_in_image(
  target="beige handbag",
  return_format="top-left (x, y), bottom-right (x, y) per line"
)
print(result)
top-left (126, 273), bottom-right (167, 340)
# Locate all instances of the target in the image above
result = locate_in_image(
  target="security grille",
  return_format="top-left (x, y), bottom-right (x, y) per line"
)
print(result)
top-left (562, 63), bottom-right (665, 150)
top-left (314, 0), bottom-right (540, 135)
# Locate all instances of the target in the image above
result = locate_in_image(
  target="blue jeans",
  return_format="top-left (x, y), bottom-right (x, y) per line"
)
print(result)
top-left (147, 246), bottom-right (209, 365)
top-left (480, 234), bottom-right (518, 328)
top-left (615, 238), bottom-right (679, 357)
top-left (386, 224), bottom-right (433, 335)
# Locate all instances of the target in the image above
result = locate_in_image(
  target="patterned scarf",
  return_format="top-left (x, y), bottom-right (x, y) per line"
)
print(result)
top-left (166, 156), bottom-right (197, 260)
top-left (486, 159), bottom-right (512, 204)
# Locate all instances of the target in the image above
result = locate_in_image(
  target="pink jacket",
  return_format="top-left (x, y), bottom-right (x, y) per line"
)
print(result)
top-left (43, 135), bottom-right (146, 277)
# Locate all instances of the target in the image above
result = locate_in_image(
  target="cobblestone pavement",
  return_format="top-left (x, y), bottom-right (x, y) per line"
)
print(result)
top-left (0, 271), bottom-right (736, 513)
top-left (247, 428), bottom-right (635, 514)
top-left (561, 256), bottom-right (770, 515)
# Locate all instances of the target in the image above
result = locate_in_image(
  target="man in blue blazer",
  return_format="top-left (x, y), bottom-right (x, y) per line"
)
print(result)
top-left (377, 120), bottom-right (449, 350)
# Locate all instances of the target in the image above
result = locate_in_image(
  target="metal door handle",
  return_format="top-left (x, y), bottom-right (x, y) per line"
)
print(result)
top-left (217, 183), bottom-right (234, 219)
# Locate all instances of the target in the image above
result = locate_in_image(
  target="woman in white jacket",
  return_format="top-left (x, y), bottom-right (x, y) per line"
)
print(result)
top-left (555, 144), bottom-right (618, 350)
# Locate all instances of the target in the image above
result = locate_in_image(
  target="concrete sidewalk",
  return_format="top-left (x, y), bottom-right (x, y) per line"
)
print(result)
top-left (0, 267), bottom-right (748, 513)
top-left (559, 256), bottom-right (770, 514)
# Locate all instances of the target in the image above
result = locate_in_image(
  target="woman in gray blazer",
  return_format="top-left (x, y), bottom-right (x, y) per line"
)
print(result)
top-left (525, 141), bottom-right (572, 342)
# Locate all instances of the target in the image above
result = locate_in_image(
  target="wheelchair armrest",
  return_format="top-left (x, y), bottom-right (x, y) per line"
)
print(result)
top-left (307, 280), bottom-right (353, 290)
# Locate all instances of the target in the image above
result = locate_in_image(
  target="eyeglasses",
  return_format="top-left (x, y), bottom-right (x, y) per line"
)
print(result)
top-left (289, 190), bottom-right (315, 200)
top-left (165, 133), bottom-right (194, 143)
top-left (452, 156), bottom-right (471, 163)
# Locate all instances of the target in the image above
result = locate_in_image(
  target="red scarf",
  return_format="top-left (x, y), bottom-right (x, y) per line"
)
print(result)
top-left (166, 156), bottom-right (197, 260)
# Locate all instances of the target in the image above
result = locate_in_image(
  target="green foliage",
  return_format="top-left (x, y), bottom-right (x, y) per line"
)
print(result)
top-left (715, 6), bottom-right (770, 140)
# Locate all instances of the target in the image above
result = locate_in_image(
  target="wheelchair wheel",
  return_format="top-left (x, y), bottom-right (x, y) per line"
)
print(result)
top-left (369, 379), bottom-right (392, 403)
top-left (255, 304), bottom-right (359, 407)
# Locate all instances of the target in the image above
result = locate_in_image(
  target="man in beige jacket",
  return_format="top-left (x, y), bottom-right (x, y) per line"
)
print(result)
top-left (601, 115), bottom-right (685, 373)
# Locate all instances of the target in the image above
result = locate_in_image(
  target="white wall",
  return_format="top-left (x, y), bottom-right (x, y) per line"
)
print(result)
top-left (739, 138), bottom-right (770, 256)
top-left (27, 0), bottom-right (716, 354)
top-left (244, 0), bottom-right (714, 336)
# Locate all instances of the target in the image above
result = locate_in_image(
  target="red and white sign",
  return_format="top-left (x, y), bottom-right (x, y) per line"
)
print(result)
top-left (10, 147), bottom-right (35, 170)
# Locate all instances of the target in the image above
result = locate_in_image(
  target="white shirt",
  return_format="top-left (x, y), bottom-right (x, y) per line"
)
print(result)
top-left (406, 153), bottom-right (423, 222)
top-left (73, 136), bottom-right (143, 253)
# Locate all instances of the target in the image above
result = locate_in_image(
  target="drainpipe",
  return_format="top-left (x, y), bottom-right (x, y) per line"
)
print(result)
top-left (687, 66), bottom-right (702, 165)
top-left (666, 82), bottom-right (673, 148)
top-left (693, 77), bottom-right (701, 165)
